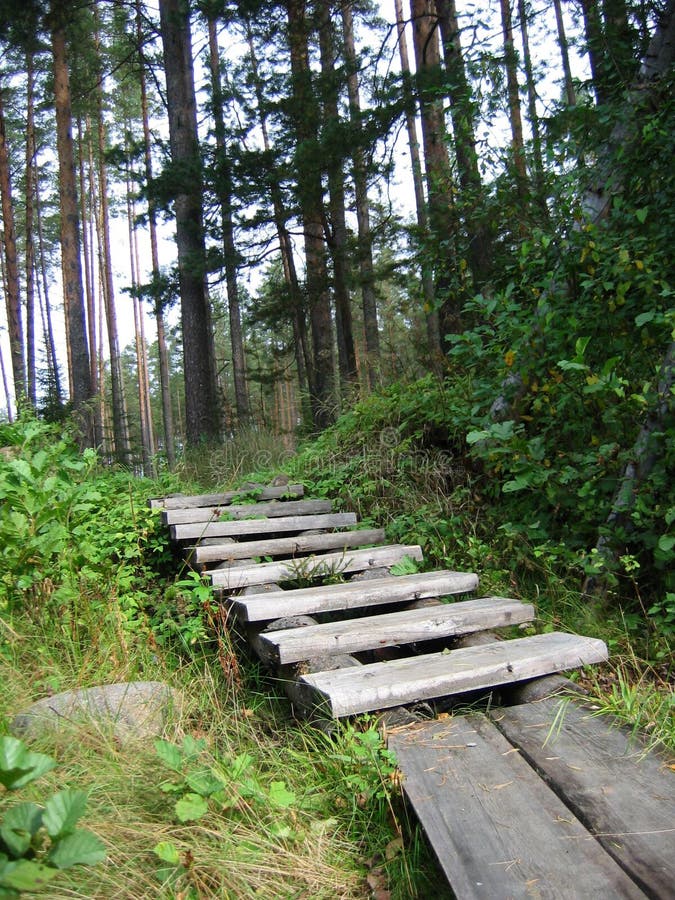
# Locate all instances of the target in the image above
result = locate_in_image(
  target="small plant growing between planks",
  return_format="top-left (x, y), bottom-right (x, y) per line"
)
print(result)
top-left (0, 736), bottom-right (106, 897)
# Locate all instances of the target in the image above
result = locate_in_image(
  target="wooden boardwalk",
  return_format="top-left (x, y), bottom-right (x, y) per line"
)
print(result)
top-left (151, 484), bottom-right (674, 898)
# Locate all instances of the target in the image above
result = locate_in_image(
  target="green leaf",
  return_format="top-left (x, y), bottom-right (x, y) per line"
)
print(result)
top-left (0, 803), bottom-right (43, 857)
top-left (153, 842), bottom-right (181, 865)
top-left (42, 790), bottom-right (88, 839)
top-left (657, 534), bottom-right (675, 553)
top-left (635, 311), bottom-right (656, 328)
top-left (268, 781), bottom-right (296, 809)
top-left (154, 740), bottom-right (184, 772)
top-left (174, 793), bottom-right (208, 823)
top-left (635, 207), bottom-right (648, 224)
top-left (46, 829), bottom-right (106, 869)
top-left (0, 859), bottom-right (58, 890)
top-left (185, 770), bottom-right (224, 797)
top-left (0, 738), bottom-right (56, 791)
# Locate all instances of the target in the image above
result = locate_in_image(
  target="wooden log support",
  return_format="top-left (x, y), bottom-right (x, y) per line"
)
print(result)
top-left (491, 698), bottom-right (675, 898)
top-left (298, 633), bottom-right (608, 718)
top-left (170, 512), bottom-right (358, 542)
top-left (148, 484), bottom-right (304, 509)
top-left (388, 716), bottom-right (645, 899)
top-left (230, 570), bottom-right (480, 622)
top-left (209, 544), bottom-right (424, 590)
top-left (161, 498), bottom-right (332, 526)
top-left (257, 596), bottom-right (535, 665)
top-left (189, 528), bottom-right (386, 565)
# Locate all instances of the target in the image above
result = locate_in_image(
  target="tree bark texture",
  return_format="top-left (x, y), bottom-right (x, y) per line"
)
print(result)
top-left (341, 1), bottom-right (380, 388)
top-left (286, 0), bottom-right (335, 429)
top-left (0, 81), bottom-right (26, 403)
top-left (159, 0), bottom-right (220, 445)
top-left (207, 15), bottom-right (251, 427)
top-left (50, 8), bottom-right (93, 434)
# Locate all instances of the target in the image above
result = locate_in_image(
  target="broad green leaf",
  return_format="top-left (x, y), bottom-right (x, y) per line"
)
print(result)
top-left (0, 803), bottom-right (43, 856)
top-left (181, 735), bottom-right (207, 760)
top-left (46, 829), bottom-right (106, 869)
top-left (503, 476), bottom-right (531, 493)
top-left (185, 769), bottom-right (224, 797)
top-left (0, 859), bottom-right (58, 890)
top-left (635, 310), bottom-right (656, 328)
top-left (0, 738), bottom-right (56, 790)
top-left (635, 207), bottom-right (648, 223)
top-left (42, 790), bottom-right (88, 838)
top-left (466, 429), bottom-right (490, 445)
top-left (174, 793), bottom-right (208, 822)
top-left (657, 534), bottom-right (675, 553)
top-left (268, 781), bottom-right (296, 809)
top-left (153, 842), bottom-right (181, 865)
top-left (154, 739), bottom-right (184, 772)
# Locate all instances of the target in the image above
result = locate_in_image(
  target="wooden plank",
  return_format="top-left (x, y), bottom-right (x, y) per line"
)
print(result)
top-left (299, 633), bottom-right (608, 717)
top-left (257, 596), bottom-right (535, 664)
top-left (149, 484), bottom-right (303, 509)
top-left (162, 498), bottom-right (332, 526)
top-left (170, 512), bottom-right (358, 542)
top-left (388, 716), bottom-right (645, 899)
top-left (189, 528), bottom-right (386, 565)
top-left (230, 570), bottom-right (479, 622)
top-left (491, 698), bottom-right (675, 898)
top-left (210, 544), bottom-right (424, 589)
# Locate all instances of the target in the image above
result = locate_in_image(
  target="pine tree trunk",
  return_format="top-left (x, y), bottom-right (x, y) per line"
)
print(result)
top-left (499, 0), bottom-right (528, 206)
top-left (0, 81), bottom-right (26, 403)
top-left (285, 0), bottom-right (336, 429)
top-left (318, 0), bottom-right (357, 393)
top-left (24, 53), bottom-right (37, 406)
top-left (410, 0), bottom-right (459, 338)
top-left (50, 6), bottom-right (93, 437)
top-left (245, 25), bottom-right (312, 415)
top-left (394, 0), bottom-right (438, 356)
top-left (136, 0), bottom-right (175, 468)
top-left (95, 8), bottom-right (131, 463)
top-left (159, 0), bottom-right (220, 445)
top-left (206, 15), bottom-right (251, 427)
top-left (341, 1), bottom-right (380, 388)
top-left (517, 0), bottom-right (548, 217)
top-left (436, 0), bottom-right (493, 288)
top-left (34, 165), bottom-right (62, 407)
top-left (553, 0), bottom-right (577, 107)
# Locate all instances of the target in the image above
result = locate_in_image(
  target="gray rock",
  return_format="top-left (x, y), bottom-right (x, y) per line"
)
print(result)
top-left (11, 681), bottom-right (183, 744)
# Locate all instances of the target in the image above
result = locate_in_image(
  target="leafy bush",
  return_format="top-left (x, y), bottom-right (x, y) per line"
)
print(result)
top-left (0, 736), bottom-right (105, 896)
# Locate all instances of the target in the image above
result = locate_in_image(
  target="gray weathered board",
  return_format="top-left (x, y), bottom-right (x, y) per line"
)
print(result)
top-left (189, 528), bottom-right (386, 565)
top-left (257, 596), bottom-right (535, 664)
top-left (299, 633), bottom-right (608, 717)
top-left (209, 544), bottom-right (423, 589)
top-left (170, 512), bottom-right (358, 542)
top-left (229, 570), bottom-right (479, 622)
top-left (491, 698), bottom-right (675, 898)
top-left (161, 498), bottom-right (332, 526)
top-left (149, 484), bottom-right (303, 509)
top-left (388, 715), bottom-right (646, 899)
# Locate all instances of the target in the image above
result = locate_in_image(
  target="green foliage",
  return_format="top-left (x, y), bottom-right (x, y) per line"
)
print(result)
top-left (0, 737), bottom-right (105, 897)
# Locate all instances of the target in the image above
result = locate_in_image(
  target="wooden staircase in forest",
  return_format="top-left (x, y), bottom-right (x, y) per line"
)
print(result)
top-left (150, 484), bottom-right (607, 719)
top-left (150, 484), bottom-right (675, 899)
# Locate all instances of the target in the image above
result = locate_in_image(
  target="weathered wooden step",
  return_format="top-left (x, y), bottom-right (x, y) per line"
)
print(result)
top-left (490, 698), bottom-right (675, 898)
top-left (230, 570), bottom-right (478, 622)
top-left (256, 596), bottom-right (535, 664)
top-left (149, 484), bottom-right (303, 509)
top-left (170, 512), bottom-right (358, 543)
top-left (299, 632), bottom-right (608, 717)
top-left (388, 715), bottom-right (645, 899)
top-left (162, 498), bottom-right (332, 526)
top-left (189, 528), bottom-right (386, 565)
top-left (210, 545), bottom-right (423, 590)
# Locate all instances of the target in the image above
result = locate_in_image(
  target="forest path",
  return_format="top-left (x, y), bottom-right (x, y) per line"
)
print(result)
top-left (150, 484), bottom-right (674, 898)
